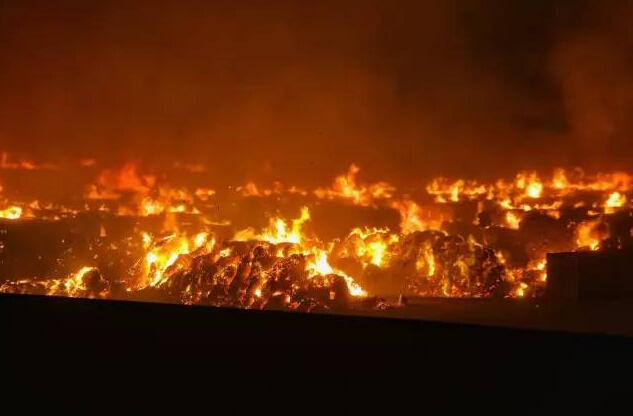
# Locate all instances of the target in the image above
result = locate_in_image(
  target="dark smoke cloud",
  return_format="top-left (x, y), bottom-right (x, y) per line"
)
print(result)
top-left (0, 0), bottom-right (631, 185)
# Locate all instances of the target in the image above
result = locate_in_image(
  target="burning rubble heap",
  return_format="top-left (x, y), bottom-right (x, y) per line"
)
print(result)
top-left (1, 155), bottom-right (632, 312)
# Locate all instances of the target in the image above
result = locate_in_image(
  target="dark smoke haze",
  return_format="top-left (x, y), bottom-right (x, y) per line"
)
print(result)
top-left (1, 0), bottom-right (632, 185)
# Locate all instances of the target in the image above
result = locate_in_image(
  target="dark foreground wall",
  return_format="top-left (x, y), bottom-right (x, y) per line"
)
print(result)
top-left (2, 294), bottom-right (632, 412)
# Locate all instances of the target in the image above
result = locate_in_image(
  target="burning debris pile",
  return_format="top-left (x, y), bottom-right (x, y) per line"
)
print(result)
top-left (1, 156), bottom-right (633, 310)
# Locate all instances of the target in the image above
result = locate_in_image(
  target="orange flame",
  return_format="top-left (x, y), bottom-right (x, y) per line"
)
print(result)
top-left (314, 164), bottom-right (395, 206)
top-left (0, 205), bottom-right (22, 219)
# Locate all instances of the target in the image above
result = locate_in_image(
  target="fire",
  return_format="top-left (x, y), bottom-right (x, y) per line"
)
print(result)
top-left (552, 169), bottom-right (569, 190)
top-left (265, 206), bottom-right (311, 245)
top-left (525, 259), bottom-right (548, 283)
top-left (2, 161), bottom-right (633, 306)
top-left (231, 207), bottom-right (367, 298)
top-left (390, 200), bottom-right (445, 234)
top-left (305, 248), bottom-right (366, 297)
top-left (235, 206), bottom-right (311, 245)
top-left (427, 178), bottom-right (489, 202)
top-left (366, 241), bottom-right (387, 266)
top-left (85, 184), bottom-right (120, 200)
top-left (576, 219), bottom-right (604, 251)
top-left (515, 172), bottom-right (543, 199)
top-left (236, 181), bottom-right (306, 197)
top-left (314, 164), bottom-right (395, 206)
top-left (505, 211), bottom-right (521, 230)
top-left (86, 162), bottom-right (157, 200)
top-left (1, 152), bottom-right (58, 170)
top-left (194, 187), bottom-right (216, 201)
top-left (583, 172), bottom-right (632, 192)
top-left (526, 180), bottom-right (543, 199)
top-left (605, 192), bottom-right (626, 213)
top-left (52, 267), bottom-right (102, 297)
top-left (142, 232), bottom-right (214, 287)
top-left (239, 182), bottom-right (264, 197)
top-left (515, 282), bottom-right (529, 298)
top-left (0, 205), bottom-right (22, 219)
top-left (100, 162), bottom-right (154, 193)
top-left (415, 242), bottom-right (436, 277)
top-left (535, 260), bottom-right (547, 282)
top-left (346, 227), bottom-right (398, 267)
top-left (140, 197), bottom-right (166, 216)
top-left (0, 266), bottom-right (107, 298)
top-left (427, 178), bottom-right (465, 202)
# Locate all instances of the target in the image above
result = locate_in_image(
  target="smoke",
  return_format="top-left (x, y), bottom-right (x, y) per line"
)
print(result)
top-left (550, 1), bottom-right (633, 171)
top-left (0, 0), bottom-right (631, 185)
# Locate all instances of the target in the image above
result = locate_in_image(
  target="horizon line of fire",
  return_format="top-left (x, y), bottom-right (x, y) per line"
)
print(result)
top-left (1, 162), bottom-right (631, 304)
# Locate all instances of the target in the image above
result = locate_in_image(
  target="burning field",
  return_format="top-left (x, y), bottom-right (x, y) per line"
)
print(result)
top-left (1, 152), bottom-right (632, 313)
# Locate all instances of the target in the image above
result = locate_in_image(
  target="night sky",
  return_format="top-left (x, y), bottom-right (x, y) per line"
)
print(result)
top-left (1, 1), bottom-right (632, 185)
